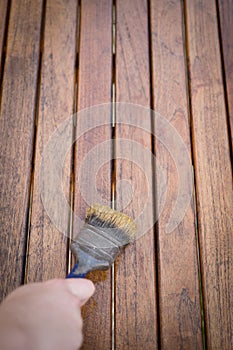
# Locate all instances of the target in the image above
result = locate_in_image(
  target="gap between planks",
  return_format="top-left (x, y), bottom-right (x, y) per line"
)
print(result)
top-left (0, 0), bottom-right (11, 112)
top-left (182, 0), bottom-right (206, 347)
top-left (215, 0), bottom-right (233, 162)
top-left (67, 0), bottom-right (81, 276)
top-left (111, 3), bottom-right (116, 349)
top-left (23, 0), bottom-right (47, 283)
top-left (147, 0), bottom-right (161, 348)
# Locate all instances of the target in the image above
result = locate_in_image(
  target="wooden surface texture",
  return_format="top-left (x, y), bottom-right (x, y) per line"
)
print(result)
top-left (0, 0), bottom-right (8, 77)
top-left (26, 0), bottom-right (77, 282)
top-left (150, 1), bottom-right (202, 348)
top-left (73, 1), bottom-right (113, 349)
top-left (218, 0), bottom-right (233, 150)
top-left (0, 1), bottom-right (232, 349)
top-left (115, 0), bottom-right (158, 349)
top-left (0, 0), bottom-right (43, 300)
top-left (185, 0), bottom-right (233, 348)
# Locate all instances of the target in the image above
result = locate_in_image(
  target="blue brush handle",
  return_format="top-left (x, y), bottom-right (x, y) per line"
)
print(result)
top-left (66, 262), bottom-right (86, 279)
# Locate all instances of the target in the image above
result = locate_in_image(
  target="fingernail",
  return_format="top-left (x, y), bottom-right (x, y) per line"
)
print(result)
top-left (66, 279), bottom-right (95, 305)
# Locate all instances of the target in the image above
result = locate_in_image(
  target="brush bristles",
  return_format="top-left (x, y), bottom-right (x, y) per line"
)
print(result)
top-left (86, 204), bottom-right (137, 241)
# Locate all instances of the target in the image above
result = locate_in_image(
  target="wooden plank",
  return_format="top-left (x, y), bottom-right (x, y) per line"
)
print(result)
top-left (150, 1), bottom-right (203, 349)
top-left (218, 0), bottom-right (233, 149)
top-left (26, 0), bottom-right (77, 282)
top-left (73, 1), bottom-right (112, 349)
top-left (115, 0), bottom-right (158, 348)
top-left (0, 0), bottom-right (8, 76)
top-left (0, 0), bottom-right (43, 301)
top-left (185, 0), bottom-right (233, 348)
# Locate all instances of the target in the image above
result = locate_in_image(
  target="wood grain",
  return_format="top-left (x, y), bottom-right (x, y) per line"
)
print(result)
top-left (0, 0), bottom-right (43, 301)
top-left (115, 0), bottom-right (158, 348)
top-left (218, 0), bottom-right (233, 149)
top-left (185, 0), bottom-right (233, 348)
top-left (26, 0), bottom-right (77, 282)
top-left (150, 1), bottom-right (203, 348)
top-left (0, 0), bottom-right (8, 77)
top-left (73, 1), bottom-right (113, 349)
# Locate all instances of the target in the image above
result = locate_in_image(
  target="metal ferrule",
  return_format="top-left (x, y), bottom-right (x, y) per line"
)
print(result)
top-left (70, 223), bottom-right (123, 275)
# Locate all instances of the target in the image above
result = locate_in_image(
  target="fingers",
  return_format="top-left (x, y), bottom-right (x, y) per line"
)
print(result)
top-left (65, 279), bottom-right (95, 306)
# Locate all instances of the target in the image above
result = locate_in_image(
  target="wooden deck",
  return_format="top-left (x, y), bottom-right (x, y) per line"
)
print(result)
top-left (0, 1), bottom-right (232, 349)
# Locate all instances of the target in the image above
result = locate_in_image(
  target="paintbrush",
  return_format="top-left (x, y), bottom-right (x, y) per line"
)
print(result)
top-left (66, 204), bottom-right (137, 278)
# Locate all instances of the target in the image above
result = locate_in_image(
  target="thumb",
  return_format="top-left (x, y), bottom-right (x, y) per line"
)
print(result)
top-left (65, 278), bottom-right (95, 305)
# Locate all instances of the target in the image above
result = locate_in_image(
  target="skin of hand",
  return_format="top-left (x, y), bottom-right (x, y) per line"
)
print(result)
top-left (0, 279), bottom-right (95, 350)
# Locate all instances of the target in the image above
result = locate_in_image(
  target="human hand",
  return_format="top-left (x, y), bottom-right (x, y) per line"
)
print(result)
top-left (0, 278), bottom-right (95, 350)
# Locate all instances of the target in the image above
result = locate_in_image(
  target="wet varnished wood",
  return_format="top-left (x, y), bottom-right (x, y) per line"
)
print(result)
top-left (150, 1), bottom-right (203, 348)
top-left (0, 0), bottom-right (43, 301)
top-left (185, 0), bottom-right (233, 348)
top-left (73, 1), bottom-right (113, 349)
top-left (26, 0), bottom-right (77, 282)
top-left (115, 0), bottom-right (158, 348)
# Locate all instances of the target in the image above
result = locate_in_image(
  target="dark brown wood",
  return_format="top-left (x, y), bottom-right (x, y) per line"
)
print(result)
top-left (26, 0), bottom-right (77, 282)
top-left (115, 0), bottom-right (158, 348)
top-left (150, 1), bottom-right (203, 348)
top-left (73, 1), bottom-right (113, 349)
top-left (0, 0), bottom-right (43, 301)
top-left (0, 0), bottom-right (8, 76)
top-left (0, 1), bottom-right (232, 349)
top-left (218, 0), bottom-right (233, 149)
top-left (185, 0), bottom-right (233, 348)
